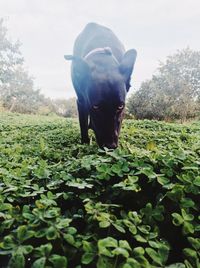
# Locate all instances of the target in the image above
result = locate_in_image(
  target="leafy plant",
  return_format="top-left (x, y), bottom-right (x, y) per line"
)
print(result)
top-left (0, 113), bottom-right (200, 267)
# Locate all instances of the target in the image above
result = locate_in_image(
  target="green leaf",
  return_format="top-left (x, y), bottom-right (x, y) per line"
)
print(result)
top-left (133, 247), bottom-right (145, 256)
top-left (157, 176), bottom-right (170, 185)
top-left (35, 228), bottom-right (47, 238)
top-left (0, 203), bottom-right (13, 211)
top-left (112, 247), bottom-right (129, 258)
top-left (184, 260), bottom-right (193, 268)
top-left (181, 209), bottom-right (194, 221)
top-left (49, 254), bottom-right (68, 268)
top-left (1, 218), bottom-right (15, 229)
top-left (119, 240), bottom-right (132, 251)
top-left (98, 237), bottom-right (118, 257)
top-left (44, 209), bottom-right (59, 219)
top-left (128, 211), bottom-right (141, 225)
top-left (183, 222), bottom-right (194, 234)
top-left (188, 237), bottom-right (200, 250)
top-left (129, 225), bottom-right (137, 235)
top-left (193, 176), bottom-right (200, 186)
top-left (3, 186), bottom-right (18, 193)
top-left (111, 163), bottom-right (123, 176)
top-left (99, 221), bottom-right (111, 228)
top-left (81, 252), bottom-right (95, 265)
top-left (34, 243), bottom-right (52, 258)
top-left (134, 235), bottom-right (147, 243)
top-left (56, 218), bottom-right (72, 229)
top-left (152, 206), bottom-right (165, 221)
top-left (138, 225), bottom-right (151, 234)
top-left (20, 245), bottom-right (33, 255)
top-left (17, 225), bottom-right (34, 242)
top-left (8, 253), bottom-right (25, 268)
top-left (66, 180), bottom-right (93, 189)
top-left (98, 237), bottom-right (118, 248)
top-left (63, 234), bottom-right (75, 246)
top-left (123, 258), bottom-right (141, 268)
top-left (31, 257), bottom-right (46, 268)
top-left (1, 235), bottom-right (15, 249)
top-left (180, 198), bottom-right (195, 208)
top-left (148, 241), bottom-right (160, 249)
top-left (146, 141), bottom-right (156, 151)
top-left (82, 241), bottom-right (95, 252)
top-left (183, 248), bottom-right (198, 259)
top-left (165, 263), bottom-right (186, 268)
top-left (97, 256), bottom-right (114, 268)
top-left (167, 186), bottom-right (184, 201)
top-left (46, 226), bottom-right (58, 240)
top-left (158, 244), bottom-right (170, 264)
top-left (172, 213), bottom-right (184, 226)
top-left (182, 166), bottom-right (199, 170)
top-left (67, 227), bottom-right (77, 235)
top-left (127, 175), bottom-right (139, 183)
top-left (112, 223), bottom-right (126, 233)
top-left (146, 247), bottom-right (163, 266)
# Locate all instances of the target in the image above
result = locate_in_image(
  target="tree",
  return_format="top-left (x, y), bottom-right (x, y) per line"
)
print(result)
top-left (0, 18), bottom-right (47, 114)
top-left (0, 19), bottom-right (23, 84)
top-left (127, 48), bottom-right (200, 121)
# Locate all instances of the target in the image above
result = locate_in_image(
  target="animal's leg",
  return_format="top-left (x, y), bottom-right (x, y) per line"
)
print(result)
top-left (77, 100), bottom-right (89, 144)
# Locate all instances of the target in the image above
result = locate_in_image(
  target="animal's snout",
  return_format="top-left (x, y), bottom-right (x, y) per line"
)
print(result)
top-left (103, 142), bottom-right (117, 149)
top-left (101, 131), bottom-right (119, 149)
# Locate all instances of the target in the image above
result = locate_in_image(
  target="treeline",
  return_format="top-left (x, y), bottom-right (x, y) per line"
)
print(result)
top-left (1, 18), bottom-right (200, 121)
top-left (0, 19), bottom-right (77, 117)
top-left (127, 48), bottom-right (200, 121)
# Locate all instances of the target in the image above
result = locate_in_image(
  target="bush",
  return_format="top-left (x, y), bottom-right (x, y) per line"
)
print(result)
top-left (127, 48), bottom-right (200, 121)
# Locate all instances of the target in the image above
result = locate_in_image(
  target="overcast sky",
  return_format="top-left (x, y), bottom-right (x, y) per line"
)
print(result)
top-left (1, 0), bottom-right (200, 99)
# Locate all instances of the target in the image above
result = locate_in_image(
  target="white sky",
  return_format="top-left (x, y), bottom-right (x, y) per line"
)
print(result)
top-left (1, 0), bottom-right (200, 99)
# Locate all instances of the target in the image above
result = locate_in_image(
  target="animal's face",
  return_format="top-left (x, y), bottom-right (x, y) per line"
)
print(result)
top-left (88, 74), bottom-right (126, 149)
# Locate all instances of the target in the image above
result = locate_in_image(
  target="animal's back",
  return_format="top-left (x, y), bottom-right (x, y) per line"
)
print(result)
top-left (73, 23), bottom-right (125, 62)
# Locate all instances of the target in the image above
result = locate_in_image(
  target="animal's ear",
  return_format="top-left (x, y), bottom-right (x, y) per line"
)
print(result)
top-left (64, 55), bottom-right (91, 82)
top-left (119, 49), bottom-right (137, 91)
top-left (64, 55), bottom-right (75, 60)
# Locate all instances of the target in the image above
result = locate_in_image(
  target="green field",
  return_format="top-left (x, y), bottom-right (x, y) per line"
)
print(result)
top-left (0, 113), bottom-right (200, 268)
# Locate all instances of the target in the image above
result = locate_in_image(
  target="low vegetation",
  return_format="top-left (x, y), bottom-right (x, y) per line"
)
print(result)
top-left (0, 113), bottom-right (199, 267)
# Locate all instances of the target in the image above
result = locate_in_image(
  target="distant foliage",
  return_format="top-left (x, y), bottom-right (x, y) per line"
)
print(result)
top-left (0, 19), bottom-right (52, 114)
top-left (52, 97), bottom-right (78, 117)
top-left (127, 48), bottom-right (200, 121)
top-left (0, 19), bottom-right (77, 117)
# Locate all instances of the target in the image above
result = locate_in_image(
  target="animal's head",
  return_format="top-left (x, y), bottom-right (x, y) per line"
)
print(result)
top-left (65, 48), bottom-right (137, 149)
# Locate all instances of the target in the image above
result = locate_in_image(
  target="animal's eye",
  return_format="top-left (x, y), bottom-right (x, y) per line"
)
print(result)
top-left (117, 104), bottom-right (124, 111)
top-left (93, 105), bottom-right (99, 111)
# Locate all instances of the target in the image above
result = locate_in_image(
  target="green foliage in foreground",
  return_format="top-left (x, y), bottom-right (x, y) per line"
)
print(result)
top-left (0, 113), bottom-right (200, 268)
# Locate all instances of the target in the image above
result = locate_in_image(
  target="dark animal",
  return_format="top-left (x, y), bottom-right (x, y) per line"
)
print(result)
top-left (64, 22), bottom-right (137, 149)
